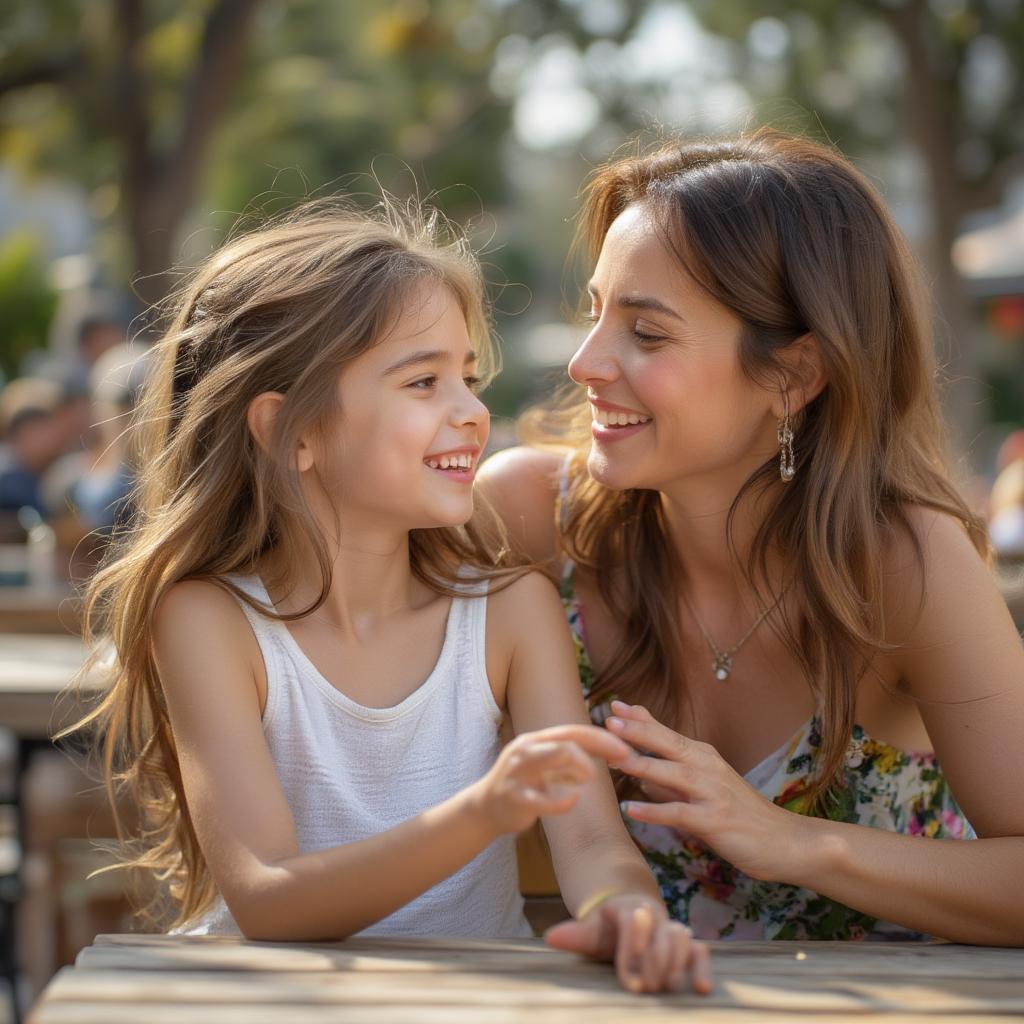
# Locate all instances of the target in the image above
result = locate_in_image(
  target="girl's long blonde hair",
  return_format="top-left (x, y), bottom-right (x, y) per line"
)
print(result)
top-left (62, 198), bottom-right (519, 929)
top-left (524, 129), bottom-right (990, 808)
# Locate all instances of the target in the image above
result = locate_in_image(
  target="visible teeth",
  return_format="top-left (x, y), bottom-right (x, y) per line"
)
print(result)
top-left (594, 407), bottom-right (651, 428)
top-left (426, 454), bottom-right (473, 470)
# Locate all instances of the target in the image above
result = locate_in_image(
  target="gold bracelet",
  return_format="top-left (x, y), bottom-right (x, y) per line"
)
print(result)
top-left (575, 887), bottom-right (626, 921)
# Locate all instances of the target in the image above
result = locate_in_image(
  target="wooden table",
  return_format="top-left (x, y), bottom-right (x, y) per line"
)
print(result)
top-left (0, 635), bottom-right (106, 741)
top-left (26, 933), bottom-right (1024, 1023)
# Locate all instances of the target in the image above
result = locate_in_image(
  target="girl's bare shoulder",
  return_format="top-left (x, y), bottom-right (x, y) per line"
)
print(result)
top-left (153, 579), bottom-right (265, 706)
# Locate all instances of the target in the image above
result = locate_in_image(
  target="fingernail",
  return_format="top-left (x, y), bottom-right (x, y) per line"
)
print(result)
top-left (606, 716), bottom-right (623, 731)
top-left (620, 800), bottom-right (635, 817)
top-left (610, 699), bottom-right (630, 712)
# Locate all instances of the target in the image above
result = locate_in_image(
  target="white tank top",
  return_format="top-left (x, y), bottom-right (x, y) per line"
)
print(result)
top-left (174, 573), bottom-right (531, 938)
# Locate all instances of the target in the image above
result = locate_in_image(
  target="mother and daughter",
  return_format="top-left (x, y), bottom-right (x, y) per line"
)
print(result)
top-left (67, 128), bottom-right (1024, 990)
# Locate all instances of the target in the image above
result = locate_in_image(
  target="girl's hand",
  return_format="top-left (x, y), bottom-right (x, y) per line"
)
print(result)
top-left (545, 894), bottom-right (713, 994)
top-left (606, 701), bottom-right (809, 883)
top-left (471, 724), bottom-right (631, 837)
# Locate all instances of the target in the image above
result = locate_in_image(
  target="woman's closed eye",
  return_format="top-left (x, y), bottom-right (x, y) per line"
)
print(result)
top-left (582, 311), bottom-right (666, 344)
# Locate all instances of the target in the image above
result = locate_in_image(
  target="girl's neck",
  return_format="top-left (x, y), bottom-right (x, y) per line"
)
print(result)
top-left (260, 526), bottom-right (431, 637)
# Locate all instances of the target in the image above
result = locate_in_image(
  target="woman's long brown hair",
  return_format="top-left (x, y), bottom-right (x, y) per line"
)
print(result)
top-left (524, 129), bottom-right (989, 808)
top-left (59, 198), bottom-right (520, 929)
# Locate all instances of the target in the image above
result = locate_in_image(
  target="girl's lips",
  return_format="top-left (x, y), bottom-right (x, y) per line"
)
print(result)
top-left (424, 462), bottom-right (476, 484)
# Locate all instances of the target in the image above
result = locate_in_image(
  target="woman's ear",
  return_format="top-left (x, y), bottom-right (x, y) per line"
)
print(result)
top-left (772, 332), bottom-right (828, 418)
top-left (246, 392), bottom-right (315, 472)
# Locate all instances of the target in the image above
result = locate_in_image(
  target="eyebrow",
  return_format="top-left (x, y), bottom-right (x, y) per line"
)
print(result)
top-left (382, 348), bottom-right (478, 377)
top-left (587, 284), bottom-right (686, 323)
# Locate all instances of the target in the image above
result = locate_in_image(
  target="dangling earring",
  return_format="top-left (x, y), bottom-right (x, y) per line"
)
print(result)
top-left (778, 391), bottom-right (795, 482)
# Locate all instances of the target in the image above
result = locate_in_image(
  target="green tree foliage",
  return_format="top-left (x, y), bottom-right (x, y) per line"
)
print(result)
top-left (0, 232), bottom-right (58, 383)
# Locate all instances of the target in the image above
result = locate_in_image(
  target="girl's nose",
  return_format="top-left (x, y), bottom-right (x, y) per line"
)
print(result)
top-left (568, 325), bottom-right (618, 387)
top-left (453, 387), bottom-right (488, 429)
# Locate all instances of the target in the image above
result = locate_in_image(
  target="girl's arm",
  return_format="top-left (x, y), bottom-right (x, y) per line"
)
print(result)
top-left (488, 572), bottom-right (712, 993)
top-left (612, 508), bottom-right (1024, 946)
top-left (153, 580), bottom-right (626, 941)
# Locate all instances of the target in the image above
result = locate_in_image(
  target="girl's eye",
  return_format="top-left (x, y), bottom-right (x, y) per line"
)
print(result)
top-left (464, 375), bottom-right (483, 393)
top-left (409, 375), bottom-right (437, 389)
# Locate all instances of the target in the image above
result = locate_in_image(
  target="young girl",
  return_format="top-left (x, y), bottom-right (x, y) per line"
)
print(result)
top-left (65, 201), bottom-right (711, 993)
top-left (480, 129), bottom-right (1024, 944)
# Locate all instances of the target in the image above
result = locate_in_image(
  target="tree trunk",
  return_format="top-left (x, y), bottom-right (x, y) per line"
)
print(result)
top-left (886, 0), bottom-right (983, 465)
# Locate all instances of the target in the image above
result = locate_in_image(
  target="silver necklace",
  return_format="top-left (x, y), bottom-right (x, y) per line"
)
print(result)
top-left (682, 586), bottom-right (788, 681)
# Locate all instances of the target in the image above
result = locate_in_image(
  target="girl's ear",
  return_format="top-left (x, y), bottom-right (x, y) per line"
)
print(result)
top-left (246, 392), bottom-right (315, 472)
top-left (771, 332), bottom-right (828, 418)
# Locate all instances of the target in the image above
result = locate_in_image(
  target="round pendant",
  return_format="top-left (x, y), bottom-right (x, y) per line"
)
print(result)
top-left (712, 654), bottom-right (732, 681)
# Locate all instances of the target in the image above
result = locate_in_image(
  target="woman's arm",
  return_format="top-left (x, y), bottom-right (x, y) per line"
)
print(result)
top-left (610, 509), bottom-right (1024, 945)
top-left (154, 580), bottom-right (626, 941)
top-left (489, 572), bottom-right (712, 992)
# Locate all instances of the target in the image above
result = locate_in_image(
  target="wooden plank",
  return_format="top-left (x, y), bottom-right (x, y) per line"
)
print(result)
top-left (31, 1004), bottom-right (1021, 1024)
top-left (33, 967), bottom-right (1024, 1014)
top-left (36, 1003), bottom-right (1014, 1024)
top-left (81, 934), bottom-right (1024, 981)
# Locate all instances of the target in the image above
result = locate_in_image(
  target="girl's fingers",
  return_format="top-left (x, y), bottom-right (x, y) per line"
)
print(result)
top-left (615, 903), bottom-right (654, 993)
top-left (644, 919), bottom-right (674, 992)
top-left (689, 939), bottom-right (715, 995)
top-left (665, 922), bottom-right (694, 991)
top-left (514, 740), bottom-right (595, 786)
top-left (525, 724), bottom-right (631, 764)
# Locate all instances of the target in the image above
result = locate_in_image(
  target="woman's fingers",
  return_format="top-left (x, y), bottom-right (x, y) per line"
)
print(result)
top-left (615, 748), bottom-right (697, 796)
top-left (605, 701), bottom-right (699, 763)
top-left (622, 798), bottom-right (704, 832)
top-left (637, 777), bottom-right (686, 803)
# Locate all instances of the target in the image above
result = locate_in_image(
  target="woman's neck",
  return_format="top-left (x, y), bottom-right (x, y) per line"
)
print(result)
top-left (657, 473), bottom-right (783, 596)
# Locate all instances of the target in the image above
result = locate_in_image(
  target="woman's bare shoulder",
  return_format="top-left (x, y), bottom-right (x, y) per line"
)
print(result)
top-left (476, 446), bottom-right (571, 564)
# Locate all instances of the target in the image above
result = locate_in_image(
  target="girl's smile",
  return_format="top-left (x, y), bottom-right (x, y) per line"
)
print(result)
top-left (423, 445), bottom-right (481, 483)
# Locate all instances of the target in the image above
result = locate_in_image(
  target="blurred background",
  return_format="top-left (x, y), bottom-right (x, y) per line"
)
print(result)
top-left (0, 0), bottom-right (1023, 1018)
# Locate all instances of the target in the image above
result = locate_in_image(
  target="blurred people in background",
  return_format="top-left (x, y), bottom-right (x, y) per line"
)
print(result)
top-left (47, 342), bottom-right (152, 576)
top-left (989, 429), bottom-right (1024, 561)
top-left (0, 377), bottom-right (66, 532)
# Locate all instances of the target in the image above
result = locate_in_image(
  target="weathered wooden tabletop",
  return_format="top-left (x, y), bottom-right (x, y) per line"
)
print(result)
top-left (27, 932), bottom-right (1024, 1023)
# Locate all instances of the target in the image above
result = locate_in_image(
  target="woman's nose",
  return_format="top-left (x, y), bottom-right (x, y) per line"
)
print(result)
top-left (568, 325), bottom-right (618, 386)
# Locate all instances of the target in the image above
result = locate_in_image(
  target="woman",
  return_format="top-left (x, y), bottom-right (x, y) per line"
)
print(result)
top-left (479, 129), bottom-right (1024, 944)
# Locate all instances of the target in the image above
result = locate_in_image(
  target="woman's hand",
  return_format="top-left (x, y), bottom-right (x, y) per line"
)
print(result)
top-left (605, 701), bottom-right (812, 883)
top-left (545, 893), bottom-right (713, 994)
top-left (470, 724), bottom-right (631, 838)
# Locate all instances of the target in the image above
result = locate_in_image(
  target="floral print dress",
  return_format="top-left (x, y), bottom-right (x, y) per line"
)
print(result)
top-left (561, 565), bottom-right (976, 941)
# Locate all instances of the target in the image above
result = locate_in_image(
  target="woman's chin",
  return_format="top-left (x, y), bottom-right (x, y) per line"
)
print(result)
top-left (587, 451), bottom-right (648, 492)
